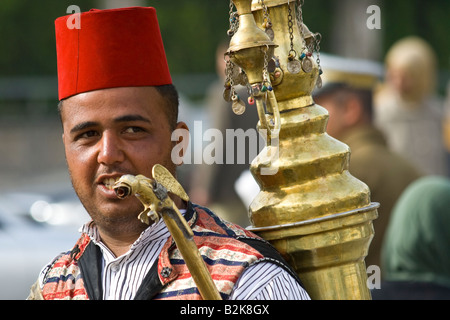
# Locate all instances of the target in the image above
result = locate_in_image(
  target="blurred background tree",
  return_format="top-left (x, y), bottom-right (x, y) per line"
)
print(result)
top-left (0, 0), bottom-right (448, 112)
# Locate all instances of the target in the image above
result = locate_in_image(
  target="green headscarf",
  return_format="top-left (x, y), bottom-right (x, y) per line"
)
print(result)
top-left (381, 176), bottom-right (450, 287)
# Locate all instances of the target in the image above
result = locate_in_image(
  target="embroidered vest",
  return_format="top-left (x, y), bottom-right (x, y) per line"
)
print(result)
top-left (38, 204), bottom-right (301, 300)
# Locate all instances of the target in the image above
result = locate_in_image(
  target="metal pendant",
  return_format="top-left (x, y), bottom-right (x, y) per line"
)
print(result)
top-left (230, 66), bottom-right (241, 85)
top-left (287, 59), bottom-right (301, 74)
top-left (223, 86), bottom-right (232, 102)
top-left (301, 57), bottom-right (313, 73)
top-left (231, 96), bottom-right (246, 115)
top-left (237, 71), bottom-right (248, 86)
top-left (265, 27), bottom-right (275, 41)
top-left (316, 75), bottom-right (323, 89)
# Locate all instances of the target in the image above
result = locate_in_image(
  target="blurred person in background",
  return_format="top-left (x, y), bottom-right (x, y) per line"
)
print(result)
top-left (374, 36), bottom-right (448, 177)
top-left (313, 54), bottom-right (422, 270)
top-left (372, 175), bottom-right (450, 300)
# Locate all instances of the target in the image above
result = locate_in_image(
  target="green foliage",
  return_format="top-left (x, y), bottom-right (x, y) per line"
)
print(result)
top-left (152, 1), bottom-right (230, 74)
top-left (381, 0), bottom-right (450, 72)
top-left (0, 0), bottom-right (448, 77)
top-left (0, 0), bottom-right (96, 76)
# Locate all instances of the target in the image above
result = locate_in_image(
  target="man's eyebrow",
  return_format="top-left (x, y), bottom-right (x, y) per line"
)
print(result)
top-left (70, 121), bottom-right (98, 134)
top-left (69, 115), bottom-right (151, 134)
top-left (114, 114), bottom-right (152, 124)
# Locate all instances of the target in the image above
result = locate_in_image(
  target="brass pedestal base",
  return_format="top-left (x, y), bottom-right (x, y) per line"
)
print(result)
top-left (249, 203), bottom-right (378, 300)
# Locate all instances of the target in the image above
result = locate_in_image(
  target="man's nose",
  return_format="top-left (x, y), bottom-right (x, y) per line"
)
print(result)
top-left (97, 131), bottom-right (125, 165)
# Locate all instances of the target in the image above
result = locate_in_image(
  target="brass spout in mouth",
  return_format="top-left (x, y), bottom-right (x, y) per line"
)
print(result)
top-left (114, 184), bottom-right (131, 199)
top-left (113, 174), bottom-right (138, 199)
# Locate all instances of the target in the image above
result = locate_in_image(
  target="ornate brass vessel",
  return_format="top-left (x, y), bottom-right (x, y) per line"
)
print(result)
top-left (227, 0), bottom-right (378, 299)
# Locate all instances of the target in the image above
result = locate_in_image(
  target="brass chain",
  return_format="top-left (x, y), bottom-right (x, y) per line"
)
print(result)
top-left (313, 32), bottom-right (322, 67)
top-left (259, 0), bottom-right (272, 29)
top-left (287, 0), bottom-right (296, 60)
top-left (295, 0), bottom-right (306, 50)
top-left (227, 1), bottom-right (239, 37)
top-left (225, 57), bottom-right (237, 102)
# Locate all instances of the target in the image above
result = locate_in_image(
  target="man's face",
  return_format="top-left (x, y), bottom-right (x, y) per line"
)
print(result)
top-left (60, 86), bottom-right (185, 232)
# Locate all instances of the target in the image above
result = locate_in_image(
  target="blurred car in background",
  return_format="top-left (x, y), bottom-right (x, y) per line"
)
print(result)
top-left (0, 189), bottom-right (89, 299)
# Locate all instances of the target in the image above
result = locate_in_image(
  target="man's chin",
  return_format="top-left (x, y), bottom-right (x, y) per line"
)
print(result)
top-left (90, 207), bottom-right (148, 235)
top-left (83, 196), bottom-right (143, 223)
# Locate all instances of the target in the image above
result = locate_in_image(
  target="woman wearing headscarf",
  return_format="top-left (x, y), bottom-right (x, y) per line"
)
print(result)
top-left (372, 176), bottom-right (450, 299)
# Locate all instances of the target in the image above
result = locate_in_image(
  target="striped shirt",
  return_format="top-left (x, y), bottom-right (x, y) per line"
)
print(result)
top-left (78, 215), bottom-right (310, 300)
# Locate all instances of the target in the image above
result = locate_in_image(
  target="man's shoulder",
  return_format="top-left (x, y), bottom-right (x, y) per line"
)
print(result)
top-left (190, 204), bottom-right (272, 259)
top-left (191, 204), bottom-right (303, 285)
top-left (192, 204), bottom-right (260, 238)
top-left (37, 233), bottom-right (91, 287)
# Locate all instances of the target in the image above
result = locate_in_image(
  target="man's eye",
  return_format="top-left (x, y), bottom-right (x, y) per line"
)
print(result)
top-left (124, 126), bottom-right (145, 134)
top-left (77, 130), bottom-right (98, 140)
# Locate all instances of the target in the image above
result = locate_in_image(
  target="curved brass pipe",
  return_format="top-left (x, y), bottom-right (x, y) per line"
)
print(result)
top-left (113, 166), bottom-right (222, 300)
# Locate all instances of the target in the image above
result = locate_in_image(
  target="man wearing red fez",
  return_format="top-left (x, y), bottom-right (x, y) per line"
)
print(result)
top-left (28, 7), bottom-right (310, 300)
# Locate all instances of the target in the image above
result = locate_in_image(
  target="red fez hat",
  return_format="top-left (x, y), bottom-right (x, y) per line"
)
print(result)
top-left (55, 7), bottom-right (172, 100)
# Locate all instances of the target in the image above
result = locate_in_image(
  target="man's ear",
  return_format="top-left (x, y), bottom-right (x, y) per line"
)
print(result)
top-left (171, 121), bottom-right (190, 166)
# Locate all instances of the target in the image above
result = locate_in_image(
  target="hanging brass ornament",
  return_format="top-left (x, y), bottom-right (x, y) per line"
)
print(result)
top-left (223, 84), bottom-right (232, 102)
top-left (231, 94), bottom-right (246, 115)
top-left (301, 56), bottom-right (313, 73)
top-left (287, 54), bottom-right (302, 74)
top-left (316, 74), bottom-right (323, 88)
top-left (265, 25), bottom-right (275, 41)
